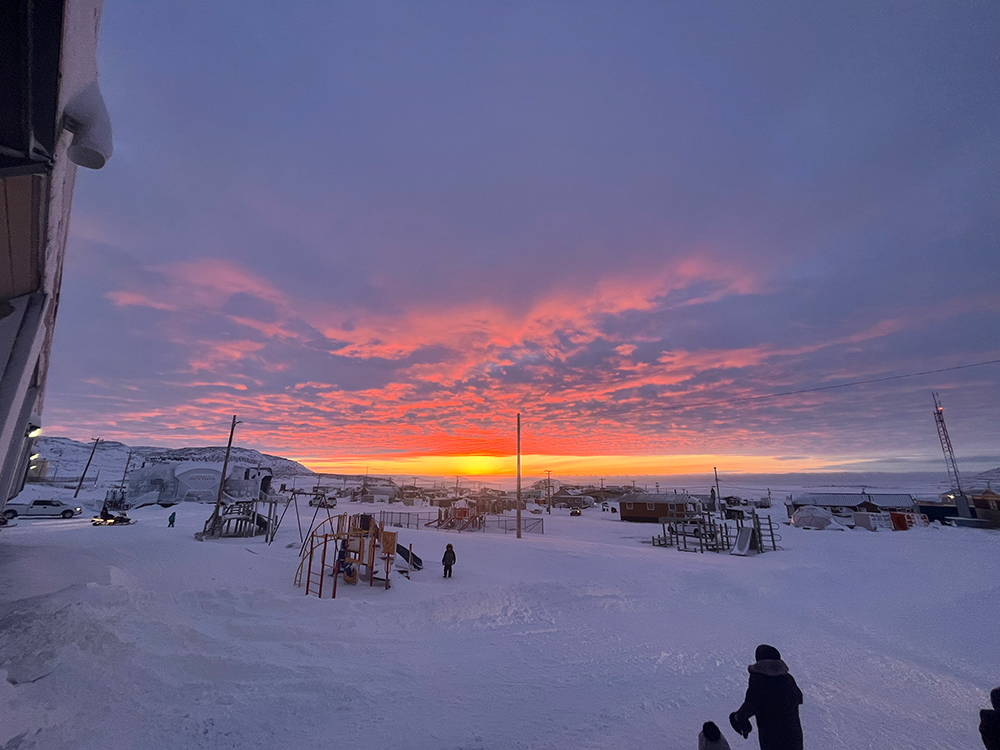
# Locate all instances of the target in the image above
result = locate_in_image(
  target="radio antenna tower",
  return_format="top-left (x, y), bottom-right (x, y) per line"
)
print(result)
top-left (932, 392), bottom-right (962, 493)
top-left (932, 392), bottom-right (971, 517)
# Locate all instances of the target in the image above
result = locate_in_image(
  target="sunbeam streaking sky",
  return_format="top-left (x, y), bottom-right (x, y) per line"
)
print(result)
top-left (44, 1), bottom-right (1000, 475)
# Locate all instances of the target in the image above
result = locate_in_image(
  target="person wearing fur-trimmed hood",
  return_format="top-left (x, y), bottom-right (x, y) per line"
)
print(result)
top-left (442, 543), bottom-right (456, 578)
top-left (729, 644), bottom-right (803, 750)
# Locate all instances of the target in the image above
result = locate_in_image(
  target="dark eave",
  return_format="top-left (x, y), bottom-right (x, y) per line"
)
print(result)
top-left (0, 0), bottom-right (65, 170)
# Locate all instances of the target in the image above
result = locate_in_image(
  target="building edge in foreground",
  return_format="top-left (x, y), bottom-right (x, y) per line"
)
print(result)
top-left (0, 0), bottom-right (112, 510)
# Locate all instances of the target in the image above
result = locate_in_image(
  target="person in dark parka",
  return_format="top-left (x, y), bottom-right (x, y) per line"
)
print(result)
top-left (981, 687), bottom-right (1000, 750)
top-left (730, 644), bottom-right (803, 750)
top-left (442, 543), bottom-right (455, 578)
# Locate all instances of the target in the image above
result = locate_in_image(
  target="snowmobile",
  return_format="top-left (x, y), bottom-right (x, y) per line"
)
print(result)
top-left (92, 511), bottom-right (136, 526)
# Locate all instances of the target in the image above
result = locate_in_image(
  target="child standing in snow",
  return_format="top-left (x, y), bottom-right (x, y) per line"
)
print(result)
top-left (699, 721), bottom-right (731, 750)
top-left (442, 543), bottom-right (455, 578)
top-left (168, 511), bottom-right (176, 528)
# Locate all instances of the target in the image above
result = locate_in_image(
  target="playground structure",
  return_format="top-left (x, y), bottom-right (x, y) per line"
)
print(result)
top-left (376, 508), bottom-right (544, 535)
top-left (650, 510), bottom-right (781, 555)
top-left (197, 486), bottom-right (284, 541)
top-left (266, 486), bottom-right (344, 547)
top-left (217, 492), bottom-right (281, 539)
top-left (294, 512), bottom-right (420, 598)
top-left (424, 505), bottom-right (486, 531)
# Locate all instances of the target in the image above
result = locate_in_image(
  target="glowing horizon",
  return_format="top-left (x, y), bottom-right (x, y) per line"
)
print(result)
top-left (291, 452), bottom-right (843, 477)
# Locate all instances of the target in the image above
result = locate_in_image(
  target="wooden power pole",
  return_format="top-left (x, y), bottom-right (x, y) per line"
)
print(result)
top-left (120, 450), bottom-right (133, 490)
top-left (74, 437), bottom-right (101, 498)
top-left (207, 415), bottom-right (240, 536)
top-left (714, 466), bottom-right (722, 513)
top-left (516, 413), bottom-right (522, 539)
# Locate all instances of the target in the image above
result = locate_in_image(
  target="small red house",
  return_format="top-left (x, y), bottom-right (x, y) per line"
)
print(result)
top-left (618, 493), bottom-right (699, 523)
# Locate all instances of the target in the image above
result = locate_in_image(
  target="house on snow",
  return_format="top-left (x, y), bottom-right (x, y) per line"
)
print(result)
top-left (618, 493), bottom-right (700, 522)
top-left (551, 488), bottom-right (599, 509)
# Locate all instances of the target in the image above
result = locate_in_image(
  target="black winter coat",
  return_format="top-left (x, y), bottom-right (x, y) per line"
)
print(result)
top-left (733, 659), bottom-right (803, 750)
top-left (442, 549), bottom-right (456, 566)
top-left (982, 708), bottom-right (1000, 750)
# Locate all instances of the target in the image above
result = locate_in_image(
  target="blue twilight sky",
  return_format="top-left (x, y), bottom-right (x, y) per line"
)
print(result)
top-left (45, 1), bottom-right (1000, 474)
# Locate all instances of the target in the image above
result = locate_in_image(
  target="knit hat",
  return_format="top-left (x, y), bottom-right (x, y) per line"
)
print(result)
top-left (755, 644), bottom-right (781, 662)
top-left (702, 721), bottom-right (722, 741)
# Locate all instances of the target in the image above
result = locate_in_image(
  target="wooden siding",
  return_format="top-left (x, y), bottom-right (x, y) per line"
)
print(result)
top-left (618, 500), bottom-right (689, 523)
top-left (0, 175), bottom-right (42, 301)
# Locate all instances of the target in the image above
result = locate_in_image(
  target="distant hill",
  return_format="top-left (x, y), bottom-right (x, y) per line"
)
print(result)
top-left (970, 467), bottom-right (1000, 488)
top-left (131, 445), bottom-right (314, 478)
top-left (35, 437), bottom-right (315, 479)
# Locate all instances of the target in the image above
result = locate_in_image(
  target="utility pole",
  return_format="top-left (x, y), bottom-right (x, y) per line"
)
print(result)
top-left (714, 467), bottom-right (722, 513)
top-left (545, 469), bottom-right (552, 514)
top-left (207, 415), bottom-right (241, 536)
top-left (119, 450), bottom-right (133, 490)
top-left (75, 437), bottom-right (101, 498)
top-left (516, 412), bottom-right (522, 539)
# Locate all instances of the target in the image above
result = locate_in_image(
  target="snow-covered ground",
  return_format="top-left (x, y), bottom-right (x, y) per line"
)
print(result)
top-left (1, 487), bottom-right (998, 749)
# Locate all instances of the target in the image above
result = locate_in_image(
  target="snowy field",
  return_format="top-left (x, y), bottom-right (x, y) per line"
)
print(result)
top-left (1, 491), bottom-right (998, 749)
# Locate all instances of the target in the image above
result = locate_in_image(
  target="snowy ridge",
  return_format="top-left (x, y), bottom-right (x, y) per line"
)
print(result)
top-left (34, 436), bottom-right (314, 479)
top-left (971, 467), bottom-right (1000, 488)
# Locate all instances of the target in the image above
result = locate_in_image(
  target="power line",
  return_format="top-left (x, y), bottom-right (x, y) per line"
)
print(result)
top-left (653, 358), bottom-right (1000, 412)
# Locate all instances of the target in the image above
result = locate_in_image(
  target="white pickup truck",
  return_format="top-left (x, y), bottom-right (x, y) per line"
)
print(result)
top-left (3, 499), bottom-right (83, 519)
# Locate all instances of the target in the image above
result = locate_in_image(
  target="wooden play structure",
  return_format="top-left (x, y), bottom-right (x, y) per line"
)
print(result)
top-left (294, 513), bottom-right (410, 598)
top-left (650, 510), bottom-right (782, 555)
top-left (423, 506), bottom-right (486, 531)
top-left (218, 495), bottom-right (281, 539)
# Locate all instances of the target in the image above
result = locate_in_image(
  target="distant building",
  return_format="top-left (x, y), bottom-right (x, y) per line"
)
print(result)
top-left (784, 493), bottom-right (914, 518)
top-left (970, 488), bottom-right (1000, 528)
top-left (128, 462), bottom-right (272, 506)
top-left (618, 493), bottom-right (700, 523)
top-left (689, 493), bottom-right (714, 509)
top-left (551, 488), bottom-right (598, 509)
top-left (370, 487), bottom-right (397, 503)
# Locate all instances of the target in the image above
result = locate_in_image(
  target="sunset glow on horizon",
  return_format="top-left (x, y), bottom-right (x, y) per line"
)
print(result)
top-left (291, 452), bottom-right (841, 479)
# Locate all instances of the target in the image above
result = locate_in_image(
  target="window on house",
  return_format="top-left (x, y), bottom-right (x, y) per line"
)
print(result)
top-left (646, 503), bottom-right (656, 510)
top-left (625, 503), bottom-right (634, 510)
